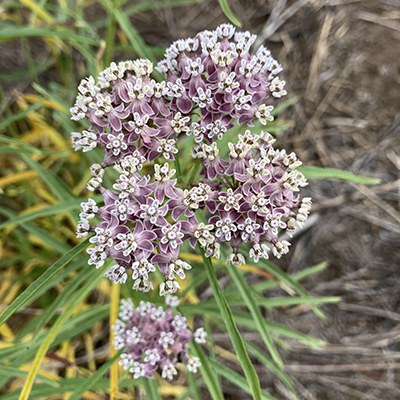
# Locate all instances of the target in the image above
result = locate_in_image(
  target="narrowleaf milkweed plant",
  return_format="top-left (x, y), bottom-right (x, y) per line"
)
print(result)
top-left (71, 24), bottom-right (312, 392)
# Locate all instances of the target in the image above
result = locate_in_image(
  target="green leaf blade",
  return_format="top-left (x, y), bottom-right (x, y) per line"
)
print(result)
top-left (299, 165), bottom-right (381, 185)
top-left (210, 360), bottom-right (274, 400)
top-left (218, 0), bottom-right (242, 27)
top-left (226, 262), bottom-right (284, 369)
top-left (0, 240), bottom-right (88, 326)
top-left (68, 352), bottom-right (122, 400)
top-left (191, 343), bottom-right (224, 400)
top-left (200, 249), bottom-right (263, 400)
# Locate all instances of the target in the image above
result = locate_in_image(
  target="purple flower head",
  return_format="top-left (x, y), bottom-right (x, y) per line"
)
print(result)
top-left (70, 59), bottom-right (181, 167)
top-left (72, 25), bottom-right (311, 297)
top-left (113, 299), bottom-right (205, 379)
top-left (195, 130), bottom-right (311, 264)
top-left (157, 24), bottom-right (286, 145)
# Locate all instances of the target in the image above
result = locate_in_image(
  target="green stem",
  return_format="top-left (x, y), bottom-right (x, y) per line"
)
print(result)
top-left (199, 247), bottom-right (262, 400)
top-left (186, 159), bottom-right (202, 186)
top-left (174, 155), bottom-right (182, 180)
top-left (104, 4), bottom-right (116, 66)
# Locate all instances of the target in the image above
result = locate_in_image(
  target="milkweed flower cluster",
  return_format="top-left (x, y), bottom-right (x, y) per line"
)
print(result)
top-left (71, 23), bottom-right (312, 382)
top-left (113, 299), bottom-right (205, 380)
top-left (71, 22), bottom-right (311, 325)
top-left (191, 130), bottom-right (311, 265)
top-left (157, 23), bottom-right (286, 143)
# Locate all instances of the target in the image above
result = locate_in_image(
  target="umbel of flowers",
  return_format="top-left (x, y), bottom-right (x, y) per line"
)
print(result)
top-left (71, 24), bottom-right (311, 296)
top-left (113, 298), bottom-right (206, 380)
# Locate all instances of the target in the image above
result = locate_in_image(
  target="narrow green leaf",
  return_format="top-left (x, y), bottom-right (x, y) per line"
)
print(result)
top-left (5, 305), bottom-right (110, 367)
top-left (0, 147), bottom-right (68, 156)
top-left (0, 136), bottom-right (67, 155)
top-left (0, 366), bottom-right (60, 388)
top-left (15, 260), bottom-right (89, 340)
top-left (184, 306), bottom-right (325, 348)
top-left (0, 27), bottom-right (99, 45)
top-left (91, 0), bottom-right (201, 30)
top-left (187, 369), bottom-right (202, 400)
top-left (0, 101), bottom-right (44, 131)
top-left (191, 343), bottom-right (224, 400)
top-left (28, 262), bottom-right (97, 338)
top-left (210, 360), bottom-right (274, 400)
top-left (252, 261), bottom-right (328, 293)
top-left (246, 342), bottom-right (297, 397)
top-left (299, 165), bottom-right (381, 185)
top-left (271, 96), bottom-right (298, 116)
top-left (0, 60), bottom-right (53, 82)
top-left (0, 240), bottom-right (88, 326)
top-left (218, 0), bottom-right (242, 27)
top-left (258, 260), bottom-right (325, 318)
top-left (214, 293), bottom-right (340, 309)
top-left (0, 206), bottom-right (69, 254)
top-left (200, 249), bottom-right (262, 400)
top-left (256, 295), bottom-right (341, 308)
top-left (125, 0), bottom-right (202, 15)
top-left (20, 154), bottom-right (75, 201)
top-left (18, 267), bottom-right (104, 400)
top-left (143, 378), bottom-right (162, 400)
top-left (0, 378), bottom-right (139, 400)
top-left (31, 82), bottom-right (71, 111)
top-left (226, 262), bottom-right (284, 369)
top-left (68, 351), bottom-right (122, 400)
top-left (0, 198), bottom-right (99, 230)
top-left (108, 6), bottom-right (163, 81)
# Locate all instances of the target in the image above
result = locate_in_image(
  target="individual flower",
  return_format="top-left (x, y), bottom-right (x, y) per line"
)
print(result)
top-left (113, 300), bottom-right (203, 379)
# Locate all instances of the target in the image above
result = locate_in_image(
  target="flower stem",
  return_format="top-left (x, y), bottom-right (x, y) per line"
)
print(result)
top-left (199, 247), bottom-right (262, 400)
top-left (186, 159), bottom-right (202, 186)
top-left (174, 156), bottom-right (182, 181)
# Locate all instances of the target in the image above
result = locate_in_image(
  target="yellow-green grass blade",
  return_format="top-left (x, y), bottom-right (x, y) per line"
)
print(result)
top-left (68, 351), bottom-right (122, 400)
top-left (0, 206), bottom-right (69, 253)
top-left (0, 366), bottom-right (60, 388)
top-left (20, 154), bottom-right (75, 201)
top-left (143, 378), bottom-right (162, 400)
top-left (0, 101), bottom-right (44, 130)
top-left (0, 198), bottom-right (100, 230)
top-left (184, 306), bottom-right (325, 348)
top-left (252, 261), bottom-right (328, 293)
top-left (258, 260), bottom-right (326, 318)
top-left (0, 27), bottom-right (99, 45)
top-left (246, 341), bottom-right (297, 396)
top-left (207, 291), bottom-right (340, 309)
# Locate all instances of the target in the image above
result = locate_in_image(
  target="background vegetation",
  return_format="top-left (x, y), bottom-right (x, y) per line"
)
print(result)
top-left (0, 0), bottom-right (398, 399)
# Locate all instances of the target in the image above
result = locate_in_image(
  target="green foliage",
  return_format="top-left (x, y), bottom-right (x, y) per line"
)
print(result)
top-left (218, 0), bottom-right (242, 27)
top-left (201, 249), bottom-right (263, 400)
top-left (191, 343), bottom-right (224, 400)
top-left (226, 260), bottom-right (283, 369)
top-left (299, 165), bottom-right (381, 184)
